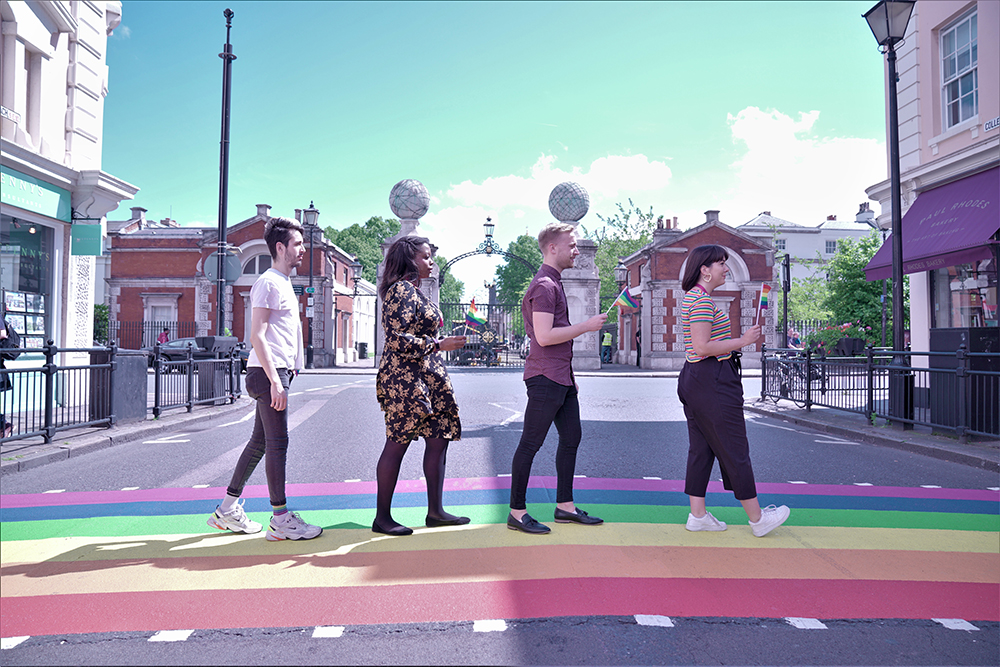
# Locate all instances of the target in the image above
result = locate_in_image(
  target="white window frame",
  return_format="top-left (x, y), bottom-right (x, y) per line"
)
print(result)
top-left (824, 240), bottom-right (838, 255)
top-left (242, 254), bottom-right (271, 275)
top-left (940, 9), bottom-right (978, 130)
top-left (774, 238), bottom-right (786, 251)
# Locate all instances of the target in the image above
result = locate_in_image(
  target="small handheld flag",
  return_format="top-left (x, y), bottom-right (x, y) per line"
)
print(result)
top-left (465, 298), bottom-right (488, 327)
top-left (605, 285), bottom-right (639, 315)
top-left (756, 283), bottom-right (772, 321)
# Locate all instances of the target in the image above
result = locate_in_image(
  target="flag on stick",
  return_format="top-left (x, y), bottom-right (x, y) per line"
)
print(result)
top-left (465, 298), bottom-right (488, 327)
top-left (756, 283), bottom-right (772, 321)
top-left (605, 285), bottom-right (639, 315)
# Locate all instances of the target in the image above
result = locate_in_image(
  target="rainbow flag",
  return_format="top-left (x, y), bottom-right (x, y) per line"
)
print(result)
top-left (759, 283), bottom-right (772, 311)
top-left (465, 298), bottom-right (487, 327)
top-left (611, 286), bottom-right (639, 309)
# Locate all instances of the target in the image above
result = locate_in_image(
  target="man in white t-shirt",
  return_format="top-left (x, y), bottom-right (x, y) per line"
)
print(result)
top-left (206, 216), bottom-right (322, 541)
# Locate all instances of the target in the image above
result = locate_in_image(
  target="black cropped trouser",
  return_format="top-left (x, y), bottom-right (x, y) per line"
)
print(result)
top-left (677, 357), bottom-right (757, 501)
top-left (509, 375), bottom-right (581, 510)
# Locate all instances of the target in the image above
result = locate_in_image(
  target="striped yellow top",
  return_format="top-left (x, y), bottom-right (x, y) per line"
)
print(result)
top-left (681, 286), bottom-right (732, 362)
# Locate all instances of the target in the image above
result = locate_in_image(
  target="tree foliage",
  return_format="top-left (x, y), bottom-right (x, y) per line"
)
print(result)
top-left (324, 216), bottom-right (401, 284)
top-left (93, 303), bottom-right (109, 345)
top-left (579, 199), bottom-right (657, 323)
top-left (785, 272), bottom-right (832, 322)
top-left (494, 235), bottom-right (543, 305)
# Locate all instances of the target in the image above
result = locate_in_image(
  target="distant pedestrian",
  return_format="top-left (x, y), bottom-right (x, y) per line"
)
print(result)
top-left (601, 330), bottom-right (613, 363)
top-left (0, 308), bottom-right (21, 439)
top-left (373, 236), bottom-right (468, 536)
top-left (157, 328), bottom-right (169, 345)
top-left (635, 326), bottom-right (641, 367)
top-left (677, 244), bottom-right (790, 537)
top-left (206, 216), bottom-right (322, 541)
top-left (507, 222), bottom-right (608, 534)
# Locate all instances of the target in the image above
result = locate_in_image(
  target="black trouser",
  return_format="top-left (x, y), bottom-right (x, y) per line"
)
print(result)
top-left (677, 357), bottom-right (757, 501)
top-left (509, 375), bottom-right (581, 510)
top-left (226, 367), bottom-right (293, 508)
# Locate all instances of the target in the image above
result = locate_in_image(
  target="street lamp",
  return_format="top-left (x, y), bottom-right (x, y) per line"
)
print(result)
top-left (350, 259), bottom-right (364, 298)
top-left (614, 260), bottom-right (628, 287)
top-left (864, 0), bottom-right (914, 424)
top-left (302, 201), bottom-right (320, 369)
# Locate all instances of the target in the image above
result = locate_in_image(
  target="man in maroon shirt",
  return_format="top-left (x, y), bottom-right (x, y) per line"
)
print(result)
top-left (507, 223), bottom-right (608, 534)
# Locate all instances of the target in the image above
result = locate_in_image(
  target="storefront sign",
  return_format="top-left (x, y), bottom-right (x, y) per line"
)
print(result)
top-left (984, 116), bottom-right (1000, 133)
top-left (71, 223), bottom-right (103, 256)
top-left (0, 166), bottom-right (71, 222)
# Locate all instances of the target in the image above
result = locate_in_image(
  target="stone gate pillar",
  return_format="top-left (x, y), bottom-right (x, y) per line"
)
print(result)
top-left (548, 182), bottom-right (601, 371)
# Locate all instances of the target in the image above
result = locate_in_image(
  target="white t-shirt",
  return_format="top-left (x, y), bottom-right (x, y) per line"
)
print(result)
top-left (246, 268), bottom-right (304, 371)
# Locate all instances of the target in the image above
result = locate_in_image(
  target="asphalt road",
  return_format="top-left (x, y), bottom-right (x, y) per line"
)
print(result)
top-left (2, 371), bottom-right (997, 665)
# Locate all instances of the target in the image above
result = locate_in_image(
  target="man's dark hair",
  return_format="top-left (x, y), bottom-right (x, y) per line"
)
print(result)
top-left (682, 245), bottom-right (729, 292)
top-left (378, 236), bottom-right (430, 300)
top-left (264, 216), bottom-right (304, 259)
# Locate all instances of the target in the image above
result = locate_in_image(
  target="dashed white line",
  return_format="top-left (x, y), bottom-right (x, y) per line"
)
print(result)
top-left (344, 479), bottom-right (362, 483)
top-left (854, 482), bottom-right (874, 486)
top-left (42, 489), bottom-right (65, 494)
top-left (932, 618), bottom-right (979, 631)
top-left (574, 475), bottom-right (587, 478)
top-left (920, 485), bottom-right (942, 489)
top-left (121, 487), bottom-right (140, 491)
top-left (192, 484), bottom-right (209, 489)
top-left (143, 434), bottom-right (191, 444)
top-left (148, 629), bottom-right (194, 642)
top-left (988, 487), bottom-right (1000, 491)
top-left (785, 617), bottom-right (828, 629)
top-left (497, 473), bottom-right (511, 477)
top-left (473, 619), bottom-right (507, 632)
top-left (219, 410), bottom-right (256, 427)
top-left (312, 626), bottom-right (345, 638)
top-left (635, 614), bottom-right (674, 627)
top-left (788, 481), bottom-right (808, 484)
top-left (1, 636), bottom-right (29, 649)
top-left (643, 476), bottom-right (662, 480)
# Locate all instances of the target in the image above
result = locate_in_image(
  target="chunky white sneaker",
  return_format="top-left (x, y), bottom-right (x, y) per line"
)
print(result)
top-left (750, 504), bottom-right (790, 537)
top-left (266, 511), bottom-right (323, 541)
top-left (207, 499), bottom-right (262, 534)
top-left (685, 511), bottom-right (727, 532)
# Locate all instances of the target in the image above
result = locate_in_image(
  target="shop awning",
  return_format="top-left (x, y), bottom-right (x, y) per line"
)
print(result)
top-left (865, 166), bottom-right (999, 281)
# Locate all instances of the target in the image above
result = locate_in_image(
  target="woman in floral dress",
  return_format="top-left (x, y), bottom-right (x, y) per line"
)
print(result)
top-left (374, 236), bottom-right (468, 536)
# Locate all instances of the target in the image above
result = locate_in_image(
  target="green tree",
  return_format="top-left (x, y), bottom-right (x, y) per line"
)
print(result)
top-left (579, 199), bottom-right (657, 322)
top-left (494, 235), bottom-right (543, 305)
top-left (324, 216), bottom-right (401, 284)
top-left (436, 255), bottom-right (465, 303)
top-left (823, 231), bottom-right (908, 341)
top-left (786, 273), bottom-right (832, 322)
top-left (93, 303), bottom-right (110, 345)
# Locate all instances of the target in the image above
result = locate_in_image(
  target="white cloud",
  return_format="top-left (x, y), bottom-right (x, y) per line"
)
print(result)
top-left (114, 25), bottom-right (131, 39)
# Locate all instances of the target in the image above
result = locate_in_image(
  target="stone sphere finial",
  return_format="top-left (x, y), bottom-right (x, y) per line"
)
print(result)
top-left (389, 179), bottom-right (430, 220)
top-left (548, 182), bottom-right (590, 224)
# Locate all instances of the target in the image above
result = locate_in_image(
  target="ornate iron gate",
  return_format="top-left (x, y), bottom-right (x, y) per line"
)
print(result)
top-left (439, 301), bottom-right (525, 368)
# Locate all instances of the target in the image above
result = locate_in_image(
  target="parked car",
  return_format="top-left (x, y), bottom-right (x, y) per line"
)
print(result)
top-left (142, 337), bottom-right (214, 368)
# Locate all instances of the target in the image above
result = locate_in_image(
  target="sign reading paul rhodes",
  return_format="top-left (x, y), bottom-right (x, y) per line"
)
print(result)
top-left (0, 166), bottom-right (72, 222)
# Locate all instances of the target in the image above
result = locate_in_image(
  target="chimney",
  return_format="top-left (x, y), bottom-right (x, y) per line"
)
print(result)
top-left (672, 216), bottom-right (678, 228)
top-left (705, 210), bottom-right (720, 223)
top-left (130, 207), bottom-right (147, 227)
top-left (256, 204), bottom-right (272, 218)
top-left (855, 202), bottom-right (876, 225)
top-left (763, 211), bottom-right (771, 216)
top-left (294, 208), bottom-right (302, 222)
top-left (827, 215), bottom-right (837, 221)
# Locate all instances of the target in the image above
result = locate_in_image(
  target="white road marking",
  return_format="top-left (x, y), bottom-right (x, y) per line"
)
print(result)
top-left (988, 487), bottom-right (1000, 491)
top-left (643, 476), bottom-right (662, 480)
top-left (497, 473), bottom-right (511, 477)
top-left (192, 485), bottom-right (209, 489)
top-left (785, 617), bottom-right (828, 629)
top-left (489, 402), bottom-right (522, 426)
top-left (313, 626), bottom-right (345, 638)
top-left (814, 439), bottom-right (860, 445)
top-left (219, 410), bottom-right (256, 427)
top-left (344, 479), bottom-right (362, 483)
top-left (42, 489), bottom-right (65, 494)
top-left (788, 481), bottom-right (808, 484)
top-left (921, 485), bottom-right (942, 489)
top-left (1, 636), bottom-right (29, 649)
top-left (149, 629), bottom-right (194, 642)
top-left (473, 619), bottom-right (507, 632)
top-left (854, 483), bottom-right (874, 486)
top-left (635, 615), bottom-right (674, 627)
top-left (143, 433), bottom-right (191, 444)
top-left (932, 618), bottom-right (979, 631)
top-left (121, 487), bottom-right (140, 491)
top-left (162, 400), bottom-right (327, 489)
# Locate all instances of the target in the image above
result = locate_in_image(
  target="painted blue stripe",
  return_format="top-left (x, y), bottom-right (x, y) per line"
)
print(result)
top-left (1, 488), bottom-right (996, 523)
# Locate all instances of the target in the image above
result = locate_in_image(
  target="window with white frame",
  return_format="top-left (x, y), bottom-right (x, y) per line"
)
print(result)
top-left (941, 10), bottom-right (977, 129)
top-left (825, 240), bottom-right (837, 255)
top-left (774, 238), bottom-right (786, 251)
top-left (242, 254), bottom-right (272, 275)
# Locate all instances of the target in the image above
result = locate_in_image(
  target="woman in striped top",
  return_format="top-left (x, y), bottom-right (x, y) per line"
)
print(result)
top-left (677, 245), bottom-right (790, 537)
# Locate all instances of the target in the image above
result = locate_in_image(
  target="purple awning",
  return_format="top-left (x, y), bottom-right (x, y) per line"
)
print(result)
top-left (865, 167), bottom-right (999, 281)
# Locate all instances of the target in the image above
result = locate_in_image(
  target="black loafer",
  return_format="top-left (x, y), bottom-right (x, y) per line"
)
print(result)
top-left (507, 512), bottom-right (551, 534)
top-left (372, 520), bottom-right (413, 536)
top-left (425, 515), bottom-right (471, 528)
top-left (553, 507), bottom-right (604, 525)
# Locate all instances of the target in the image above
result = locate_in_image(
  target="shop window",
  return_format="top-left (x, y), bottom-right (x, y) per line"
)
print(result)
top-left (941, 10), bottom-right (978, 129)
top-left (930, 259), bottom-right (997, 328)
top-left (1, 216), bottom-right (53, 350)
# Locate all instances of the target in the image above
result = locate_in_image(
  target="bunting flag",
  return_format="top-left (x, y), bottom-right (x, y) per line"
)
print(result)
top-left (465, 298), bottom-right (487, 327)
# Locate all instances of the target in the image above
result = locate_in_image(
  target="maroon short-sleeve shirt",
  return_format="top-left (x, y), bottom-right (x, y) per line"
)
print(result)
top-left (522, 264), bottom-right (574, 386)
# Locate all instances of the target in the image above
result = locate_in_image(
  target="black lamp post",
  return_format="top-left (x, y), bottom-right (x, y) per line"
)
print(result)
top-left (614, 260), bottom-right (628, 357)
top-left (215, 8), bottom-right (236, 336)
top-left (864, 0), bottom-right (914, 424)
top-left (302, 201), bottom-right (319, 369)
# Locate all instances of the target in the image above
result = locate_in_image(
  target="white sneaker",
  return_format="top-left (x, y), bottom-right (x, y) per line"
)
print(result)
top-left (266, 511), bottom-right (323, 541)
top-left (750, 504), bottom-right (790, 537)
top-left (685, 511), bottom-right (727, 532)
top-left (207, 499), bottom-right (262, 534)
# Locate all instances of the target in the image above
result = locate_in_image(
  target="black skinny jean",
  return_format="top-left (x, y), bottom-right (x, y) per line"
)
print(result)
top-left (226, 367), bottom-right (293, 508)
top-left (509, 375), bottom-right (581, 510)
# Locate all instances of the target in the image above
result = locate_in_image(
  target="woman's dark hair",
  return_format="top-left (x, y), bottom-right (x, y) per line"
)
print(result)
top-left (681, 245), bottom-right (729, 292)
top-left (378, 235), bottom-right (431, 300)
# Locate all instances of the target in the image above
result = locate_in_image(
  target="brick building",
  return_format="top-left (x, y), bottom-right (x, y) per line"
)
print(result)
top-left (618, 210), bottom-right (775, 369)
top-left (107, 204), bottom-right (361, 367)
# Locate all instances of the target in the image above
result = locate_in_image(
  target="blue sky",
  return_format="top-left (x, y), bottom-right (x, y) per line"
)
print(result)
top-left (104, 1), bottom-right (889, 300)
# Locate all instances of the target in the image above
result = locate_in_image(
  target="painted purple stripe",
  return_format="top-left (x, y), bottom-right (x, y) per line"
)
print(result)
top-left (2, 477), bottom-right (996, 509)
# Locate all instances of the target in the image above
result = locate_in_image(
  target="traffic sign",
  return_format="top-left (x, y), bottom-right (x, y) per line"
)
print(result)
top-left (305, 287), bottom-right (315, 294)
top-left (204, 250), bottom-right (242, 284)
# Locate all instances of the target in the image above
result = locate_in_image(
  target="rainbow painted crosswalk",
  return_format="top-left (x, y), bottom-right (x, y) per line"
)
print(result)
top-left (2, 478), bottom-right (997, 638)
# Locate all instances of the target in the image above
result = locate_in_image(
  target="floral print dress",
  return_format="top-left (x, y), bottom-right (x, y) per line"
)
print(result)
top-left (376, 280), bottom-right (461, 444)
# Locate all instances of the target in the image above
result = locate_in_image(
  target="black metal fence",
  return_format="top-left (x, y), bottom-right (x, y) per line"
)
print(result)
top-left (761, 345), bottom-right (1000, 441)
top-left (0, 342), bottom-right (242, 445)
top-left (109, 321), bottom-right (198, 350)
top-left (439, 302), bottom-right (526, 368)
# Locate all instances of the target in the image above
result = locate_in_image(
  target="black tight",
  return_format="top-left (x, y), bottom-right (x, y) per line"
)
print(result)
top-left (375, 436), bottom-right (458, 529)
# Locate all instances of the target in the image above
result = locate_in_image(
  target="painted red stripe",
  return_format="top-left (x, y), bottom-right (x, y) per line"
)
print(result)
top-left (3, 579), bottom-right (997, 637)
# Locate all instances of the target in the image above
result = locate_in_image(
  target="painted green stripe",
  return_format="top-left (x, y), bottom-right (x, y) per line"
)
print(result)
top-left (2, 504), bottom-right (997, 542)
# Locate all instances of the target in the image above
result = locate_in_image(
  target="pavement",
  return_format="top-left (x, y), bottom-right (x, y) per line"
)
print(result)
top-left (2, 361), bottom-right (997, 476)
